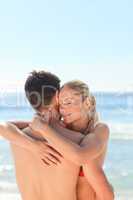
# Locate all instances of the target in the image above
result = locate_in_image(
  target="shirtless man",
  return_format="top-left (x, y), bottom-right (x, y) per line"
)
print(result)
top-left (0, 71), bottom-right (84, 200)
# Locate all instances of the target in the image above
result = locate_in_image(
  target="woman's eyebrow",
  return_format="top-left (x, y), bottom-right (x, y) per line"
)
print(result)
top-left (61, 94), bottom-right (80, 101)
top-left (73, 92), bottom-right (81, 95)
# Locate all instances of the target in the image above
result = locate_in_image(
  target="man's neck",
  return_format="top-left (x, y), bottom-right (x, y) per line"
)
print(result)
top-left (25, 112), bottom-right (60, 141)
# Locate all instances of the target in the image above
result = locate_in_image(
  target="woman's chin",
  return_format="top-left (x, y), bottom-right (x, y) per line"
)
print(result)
top-left (63, 117), bottom-right (73, 124)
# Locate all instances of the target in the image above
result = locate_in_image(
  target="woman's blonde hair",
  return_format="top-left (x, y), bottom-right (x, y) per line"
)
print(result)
top-left (62, 80), bottom-right (98, 132)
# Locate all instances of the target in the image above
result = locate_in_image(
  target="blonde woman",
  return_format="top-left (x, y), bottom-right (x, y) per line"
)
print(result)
top-left (30, 80), bottom-right (114, 200)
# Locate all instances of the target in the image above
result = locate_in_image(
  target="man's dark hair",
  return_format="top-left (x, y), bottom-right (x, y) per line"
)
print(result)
top-left (25, 70), bottom-right (61, 109)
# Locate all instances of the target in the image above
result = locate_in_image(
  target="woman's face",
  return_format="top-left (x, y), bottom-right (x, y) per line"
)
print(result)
top-left (59, 86), bottom-right (89, 124)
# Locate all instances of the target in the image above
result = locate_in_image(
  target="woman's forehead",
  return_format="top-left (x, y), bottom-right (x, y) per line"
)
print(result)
top-left (59, 89), bottom-right (80, 99)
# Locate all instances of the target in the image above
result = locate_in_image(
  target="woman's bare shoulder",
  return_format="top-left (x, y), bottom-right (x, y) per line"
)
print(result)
top-left (94, 122), bottom-right (110, 139)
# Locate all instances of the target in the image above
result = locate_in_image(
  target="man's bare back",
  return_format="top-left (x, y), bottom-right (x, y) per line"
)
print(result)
top-left (10, 127), bottom-right (80, 200)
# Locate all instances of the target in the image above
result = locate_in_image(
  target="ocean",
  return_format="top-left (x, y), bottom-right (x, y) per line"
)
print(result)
top-left (0, 92), bottom-right (133, 200)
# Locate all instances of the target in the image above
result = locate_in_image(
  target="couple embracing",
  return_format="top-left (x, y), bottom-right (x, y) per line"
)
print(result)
top-left (0, 70), bottom-right (114, 200)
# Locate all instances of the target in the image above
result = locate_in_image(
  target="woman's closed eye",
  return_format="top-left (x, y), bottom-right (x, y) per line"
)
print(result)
top-left (61, 101), bottom-right (73, 107)
top-left (65, 102), bottom-right (72, 105)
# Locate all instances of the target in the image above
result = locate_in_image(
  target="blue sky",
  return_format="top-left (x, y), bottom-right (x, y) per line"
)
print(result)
top-left (0, 0), bottom-right (133, 91)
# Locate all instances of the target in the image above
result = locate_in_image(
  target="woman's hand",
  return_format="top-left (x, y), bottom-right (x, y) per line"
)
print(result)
top-left (31, 140), bottom-right (63, 166)
top-left (29, 115), bottom-right (63, 166)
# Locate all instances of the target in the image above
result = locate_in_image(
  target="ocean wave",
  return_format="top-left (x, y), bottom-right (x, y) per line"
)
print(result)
top-left (108, 123), bottom-right (133, 139)
top-left (0, 165), bottom-right (14, 172)
top-left (0, 194), bottom-right (20, 200)
top-left (0, 181), bottom-right (18, 193)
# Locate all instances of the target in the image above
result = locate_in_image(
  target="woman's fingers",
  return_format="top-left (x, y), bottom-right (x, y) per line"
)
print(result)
top-left (41, 159), bottom-right (50, 166)
top-left (40, 143), bottom-right (63, 162)
top-left (41, 156), bottom-right (52, 165)
top-left (45, 144), bottom-right (63, 157)
top-left (46, 149), bottom-right (62, 163)
top-left (46, 153), bottom-right (60, 164)
top-left (35, 141), bottom-right (63, 165)
top-left (47, 145), bottom-right (63, 157)
top-left (40, 151), bottom-right (59, 164)
top-left (36, 156), bottom-right (50, 167)
top-left (43, 156), bottom-right (58, 165)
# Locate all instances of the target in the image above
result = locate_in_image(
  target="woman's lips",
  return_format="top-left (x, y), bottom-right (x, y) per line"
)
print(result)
top-left (63, 114), bottom-right (72, 119)
top-left (65, 113), bottom-right (72, 117)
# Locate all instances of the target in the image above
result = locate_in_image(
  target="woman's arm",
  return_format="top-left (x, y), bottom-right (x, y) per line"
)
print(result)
top-left (0, 122), bottom-right (62, 165)
top-left (83, 163), bottom-right (114, 200)
top-left (30, 117), bottom-right (109, 165)
top-left (53, 123), bottom-right (114, 199)
top-left (0, 122), bottom-right (34, 149)
top-left (52, 122), bottom-right (84, 144)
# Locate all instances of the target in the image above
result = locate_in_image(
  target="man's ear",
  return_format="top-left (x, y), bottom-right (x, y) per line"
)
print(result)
top-left (55, 90), bottom-right (59, 105)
